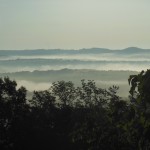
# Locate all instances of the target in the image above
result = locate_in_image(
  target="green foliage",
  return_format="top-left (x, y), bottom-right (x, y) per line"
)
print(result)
top-left (1, 73), bottom-right (150, 149)
top-left (128, 70), bottom-right (150, 150)
top-left (0, 77), bottom-right (28, 149)
top-left (51, 80), bottom-right (76, 107)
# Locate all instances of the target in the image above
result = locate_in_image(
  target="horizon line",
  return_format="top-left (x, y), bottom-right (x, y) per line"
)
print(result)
top-left (0, 46), bottom-right (149, 51)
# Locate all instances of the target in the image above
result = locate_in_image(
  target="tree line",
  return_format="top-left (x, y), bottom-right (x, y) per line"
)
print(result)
top-left (0, 70), bottom-right (150, 150)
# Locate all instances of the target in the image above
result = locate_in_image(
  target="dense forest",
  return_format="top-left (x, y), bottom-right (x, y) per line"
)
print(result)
top-left (0, 70), bottom-right (150, 150)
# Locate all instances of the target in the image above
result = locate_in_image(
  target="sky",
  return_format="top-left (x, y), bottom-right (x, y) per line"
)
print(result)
top-left (0, 0), bottom-right (150, 50)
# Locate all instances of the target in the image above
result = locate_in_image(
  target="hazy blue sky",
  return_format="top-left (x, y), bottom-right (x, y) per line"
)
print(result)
top-left (0, 0), bottom-right (150, 50)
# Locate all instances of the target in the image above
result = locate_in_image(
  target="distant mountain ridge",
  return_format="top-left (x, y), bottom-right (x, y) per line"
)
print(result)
top-left (0, 47), bottom-right (150, 73)
top-left (0, 47), bottom-right (150, 56)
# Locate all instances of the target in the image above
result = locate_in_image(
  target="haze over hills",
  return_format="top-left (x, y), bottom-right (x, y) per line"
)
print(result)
top-left (0, 69), bottom-right (138, 97)
top-left (0, 47), bottom-right (150, 56)
top-left (0, 47), bottom-right (149, 96)
top-left (0, 47), bottom-right (150, 73)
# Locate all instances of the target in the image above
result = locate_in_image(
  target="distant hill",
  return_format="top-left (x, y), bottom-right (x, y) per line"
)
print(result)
top-left (0, 47), bottom-right (150, 56)
top-left (115, 47), bottom-right (150, 54)
top-left (0, 69), bottom-right (138, 97)
top-left (0, 69), bottom-right (138, 83)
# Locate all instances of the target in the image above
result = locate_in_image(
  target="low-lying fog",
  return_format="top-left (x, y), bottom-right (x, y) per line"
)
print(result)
top-left (1, 69), bottom-right (138, 97)
top-left (0, 48), bottom-right (147, 97)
